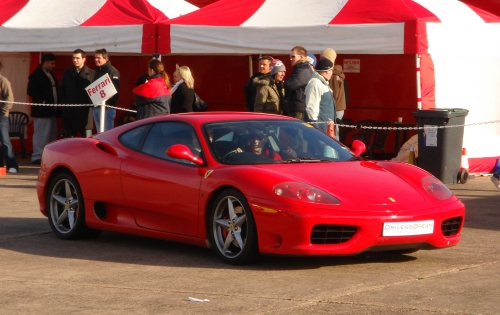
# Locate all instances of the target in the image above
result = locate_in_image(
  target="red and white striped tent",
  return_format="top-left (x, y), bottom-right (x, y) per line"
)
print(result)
top-left (160, 0), bottom-right (500, 173)
top-left (0, 0), bottom-right (198, 53)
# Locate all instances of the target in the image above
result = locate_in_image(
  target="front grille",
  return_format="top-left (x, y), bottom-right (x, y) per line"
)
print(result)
top-left (441, 216), bottom-right (462, 236)
top-left (310, 224), bottom-right (357, 244)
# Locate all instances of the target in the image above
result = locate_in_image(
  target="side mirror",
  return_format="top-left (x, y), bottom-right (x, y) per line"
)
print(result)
top-left (351, 140), bottom-right (366, 156)
top-left (166, 144), bottom-right (204, 166)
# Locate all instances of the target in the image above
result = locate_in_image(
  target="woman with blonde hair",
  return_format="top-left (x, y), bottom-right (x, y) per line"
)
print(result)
top-left (133, 59), bottom-right (172, 119)
top-left (170, 64), bottom-right (195, 113)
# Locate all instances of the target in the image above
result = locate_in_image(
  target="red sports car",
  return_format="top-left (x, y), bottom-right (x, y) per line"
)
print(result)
top-left (37, 112), bottom-right (465, 264)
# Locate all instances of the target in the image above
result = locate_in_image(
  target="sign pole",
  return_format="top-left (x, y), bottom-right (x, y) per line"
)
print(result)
top-left (100, 100), bottom-right (106, 133)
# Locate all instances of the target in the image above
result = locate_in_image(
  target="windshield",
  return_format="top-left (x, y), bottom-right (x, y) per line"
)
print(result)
top-left (204, 120), bottom-right (354, 164)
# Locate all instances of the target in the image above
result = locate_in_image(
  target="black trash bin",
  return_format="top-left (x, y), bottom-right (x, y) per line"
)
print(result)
top-left (412, 108), bottom-right (469, 184)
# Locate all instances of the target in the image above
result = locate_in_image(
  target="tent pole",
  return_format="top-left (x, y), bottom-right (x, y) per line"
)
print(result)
top-left (249, 56), bottom-right (253, 77)
top-left (416, 54), bottom-right (422, 110)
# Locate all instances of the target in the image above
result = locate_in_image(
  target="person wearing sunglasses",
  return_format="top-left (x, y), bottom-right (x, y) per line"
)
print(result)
top-left (284, 46), bottom-right (313, 121)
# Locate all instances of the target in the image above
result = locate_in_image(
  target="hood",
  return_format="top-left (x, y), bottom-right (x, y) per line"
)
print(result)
top-left (256, 161), bottom-right (426, 206)
top-left (332, 65), bottom-right (345, 79)
top-left (312, 71), bottom-right (330, 86)
top-left (252, 74), bottom-right (272, 87)
top-left (294, 57), bottom-right (310, 68)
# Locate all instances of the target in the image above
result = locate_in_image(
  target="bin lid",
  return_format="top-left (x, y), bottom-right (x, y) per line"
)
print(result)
top-left (412, 108), bottom-right (469, 119)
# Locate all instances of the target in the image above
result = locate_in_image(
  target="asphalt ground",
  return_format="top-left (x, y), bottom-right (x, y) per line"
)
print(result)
top-left (1, 156), bottom-right (499, 315)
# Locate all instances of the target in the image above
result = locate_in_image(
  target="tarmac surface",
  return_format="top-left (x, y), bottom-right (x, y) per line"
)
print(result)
top-left (1, 156), bottom-right (499, 315)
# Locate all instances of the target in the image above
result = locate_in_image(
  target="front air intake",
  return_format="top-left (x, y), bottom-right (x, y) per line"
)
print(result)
top-left (310, 224), bottom-right (357, 244)
top-left (441, 216), bottom-right (462, 236)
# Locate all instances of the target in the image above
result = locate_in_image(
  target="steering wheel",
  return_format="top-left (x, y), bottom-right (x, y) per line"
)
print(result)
top-left (222, 149), bottom-right (239, 161)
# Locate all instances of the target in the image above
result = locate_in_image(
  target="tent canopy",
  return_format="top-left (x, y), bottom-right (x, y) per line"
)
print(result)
top-left (159, 0), bottom-right (500, 55)
top-left (0, 0), bottom-right (198, 53)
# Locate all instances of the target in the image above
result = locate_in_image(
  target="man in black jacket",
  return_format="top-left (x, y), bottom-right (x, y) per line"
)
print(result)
top-left (59, 49), bottom-right (95, 138)
top-left (284, 46), bottom-right (313, 121)
top-left (27, 53), bottom-right (59, 164)
top-left (92, 48), bottom-right (120, 133)
top-left (244, 56), bottom-right (273, 112)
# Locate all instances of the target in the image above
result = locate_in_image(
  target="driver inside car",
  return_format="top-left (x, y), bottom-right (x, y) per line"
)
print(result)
top-left (235, 133), bottom-right (282, 160)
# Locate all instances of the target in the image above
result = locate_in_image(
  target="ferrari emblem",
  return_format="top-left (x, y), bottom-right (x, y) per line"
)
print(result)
top-left (204, 170), bottom-right (214, 179)
top-left (389, 197), bottom-right (396, 202)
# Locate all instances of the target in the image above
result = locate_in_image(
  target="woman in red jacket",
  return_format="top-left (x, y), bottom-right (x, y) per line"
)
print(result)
top-left (133, 59), bottom-right (172, 119)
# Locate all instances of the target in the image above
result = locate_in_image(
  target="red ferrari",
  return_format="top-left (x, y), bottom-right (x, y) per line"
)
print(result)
top-left (37, 112), bottom-right (465, 264)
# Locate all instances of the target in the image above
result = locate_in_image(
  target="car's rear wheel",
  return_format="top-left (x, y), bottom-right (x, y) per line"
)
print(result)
top-left (47, 173), bottom-right (99, 239)
top-left (209, 189), bottom-right (258, 265)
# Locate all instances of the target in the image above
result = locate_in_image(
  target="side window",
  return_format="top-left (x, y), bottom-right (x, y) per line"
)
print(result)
top-left (142, 122), bottom-right (202, 164)
top-left (119, 124), bottom-right (151, 151)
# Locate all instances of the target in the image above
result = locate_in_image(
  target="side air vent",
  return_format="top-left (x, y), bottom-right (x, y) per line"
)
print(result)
top-left (95, 142), bottom-right (118, 156)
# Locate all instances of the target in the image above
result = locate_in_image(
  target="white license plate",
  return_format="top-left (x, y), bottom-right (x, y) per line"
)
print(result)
top-left (382, 220), bottom-right (434, 236)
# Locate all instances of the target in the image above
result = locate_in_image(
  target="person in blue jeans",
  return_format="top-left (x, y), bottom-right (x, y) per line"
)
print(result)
top-left (0, 61), bottom-right (19, 173)
top-left (92, 48), bottom-right (120, 133)
top-left (491, 169), bottom-right (500, 190)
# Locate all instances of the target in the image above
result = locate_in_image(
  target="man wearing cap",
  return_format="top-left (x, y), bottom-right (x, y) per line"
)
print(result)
top-left (307, 53), bottom-right (317, 70)
top-left (244, 56), bottom-right (273, 112)
top-left (253, 59), bottom-right (287, 115)
top-left (305, 58), bottom-right (336, 134)
top-left (284, 46), bottom-right (313, 120)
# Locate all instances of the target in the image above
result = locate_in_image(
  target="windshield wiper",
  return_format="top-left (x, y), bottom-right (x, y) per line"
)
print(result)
top-left (278, 158), bottom-right (331, 163)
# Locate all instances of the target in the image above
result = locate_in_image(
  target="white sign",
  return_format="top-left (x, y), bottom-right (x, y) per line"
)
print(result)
top-left (424, 125), bottom-right (438, 147)
top-left (382, 220), bottom-right (434, 236)
top-left (343, 59), bottom-right (360, 73)
top-left (86, 73), bottom-right (117, 105)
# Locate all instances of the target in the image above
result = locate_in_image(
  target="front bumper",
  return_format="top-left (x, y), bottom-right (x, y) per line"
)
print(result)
top-left (249, 198), bottom-right (465, 256)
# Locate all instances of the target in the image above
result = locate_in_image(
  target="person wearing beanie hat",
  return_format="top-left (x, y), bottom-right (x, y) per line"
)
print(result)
top-left (304, 57), bottom-right (336, 134)
top-left (307, 53), bottom-right (317, 69)
top-left (320, 48), bottom-right (337, 64)
top-left (284, 46), bottom-right (313, 120)
top-left (253, 59), bottom-right (287, 115)
top-left (244, 55), bottom-right (273, 112)
top-left (321, 48), bottom-right (347, 132)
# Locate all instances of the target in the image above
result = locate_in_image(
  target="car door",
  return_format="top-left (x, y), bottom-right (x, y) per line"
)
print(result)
top-left (120, 122), bottom-right (203, 237)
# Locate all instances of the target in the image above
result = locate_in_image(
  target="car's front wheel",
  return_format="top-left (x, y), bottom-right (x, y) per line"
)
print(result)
top-left (209, 189), bottom-right (258, 265)
top-left (47, 173), bottom-right (99, 239)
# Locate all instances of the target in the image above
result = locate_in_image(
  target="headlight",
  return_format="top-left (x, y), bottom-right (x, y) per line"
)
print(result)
top-left (273, 182), bottom-right (341, 204)
top-left (421, 176), bottom-right (453, 200)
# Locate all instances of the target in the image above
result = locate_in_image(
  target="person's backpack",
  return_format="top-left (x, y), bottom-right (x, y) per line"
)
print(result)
top-left (193, 92), bottom-right (208, 112)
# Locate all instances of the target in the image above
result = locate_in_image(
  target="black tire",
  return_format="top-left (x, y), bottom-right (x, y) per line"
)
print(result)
top-left (458, 169), bottom-right (469, 184)
top-left (209, 189), bottom-right (259, 265)
top-left (47, 173), bottom-right (100, 239)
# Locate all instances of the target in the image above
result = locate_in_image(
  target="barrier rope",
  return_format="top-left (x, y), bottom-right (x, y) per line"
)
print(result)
top-left (0, 100), bottom-right (137, 113)
top-left (2, 100), bottom-right (499, 129)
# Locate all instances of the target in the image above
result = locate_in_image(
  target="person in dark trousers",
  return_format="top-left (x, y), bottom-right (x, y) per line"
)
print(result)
top-left (170, 64), bottom-right (195, 113)
top-left (27, 53), bottom-right (59, 165)
top-left (0, 60), bottom-right (19, 173)
top-left (133, 59), bottom-right (172, 119)
top-left (284, 46), bottom-right (313, 121)
top-left (244, 56), bottom-right (273, 112)
top-left (92, 48), bottom-right (120, 133)
top-left (59, 49), bottom-right (95, 138)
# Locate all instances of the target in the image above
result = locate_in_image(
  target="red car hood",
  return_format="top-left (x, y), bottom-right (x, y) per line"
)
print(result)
top-left (255, 161), bottom-right (425, 205)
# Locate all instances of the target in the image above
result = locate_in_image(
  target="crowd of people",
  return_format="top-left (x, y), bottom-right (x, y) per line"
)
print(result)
top-left (1, 45), bottom-right (347, 174)
top-left (244, 45), bottom-right (348, 137)
top-left (0, 47), bottom-right (203, 172)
